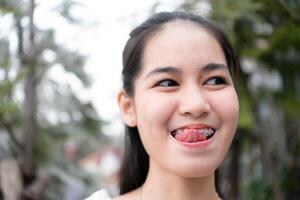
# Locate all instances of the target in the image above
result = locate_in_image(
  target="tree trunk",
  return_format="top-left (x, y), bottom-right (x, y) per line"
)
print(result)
top-left (21, 0), bottom-right (38, 179)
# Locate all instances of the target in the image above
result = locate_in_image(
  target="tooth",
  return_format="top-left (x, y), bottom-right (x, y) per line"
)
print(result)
top-left (177, 129), bottom-right (183, 135)
top-left (198, 128), bottom-right (215, 137)
top-left (206, 130), bottom-right (210, 136)
top-left (201, 129), bottom-right (208, 136)
top-left (208, 129), bottom-right (212, 136)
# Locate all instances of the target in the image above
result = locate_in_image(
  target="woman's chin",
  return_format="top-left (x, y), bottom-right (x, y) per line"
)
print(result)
top-left (167, 163), bottom-right (218, 178)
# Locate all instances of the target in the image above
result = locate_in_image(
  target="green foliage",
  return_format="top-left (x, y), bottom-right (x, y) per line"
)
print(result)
top-left (277, 95), bottom-right (300, 119)
top-left (238, 95), bottom-right (254, 129)
top-left (0, 0), bottom-right (19, 14)
top-left (280, 165), bottom-right (300, 199)
top-left (213, 0), bottom-right (263, 21)
top-left (0, 39), bottom-right (24, 127)
top-left (243, 178), bottom-right (272, 200)
top-left (0, 0), bottom-right (106, 199)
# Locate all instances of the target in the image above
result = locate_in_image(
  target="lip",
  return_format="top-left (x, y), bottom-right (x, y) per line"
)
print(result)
top-left (171, 124), bottom-right (215, 132)
top-left (170, 124), bottom-right (216, 148)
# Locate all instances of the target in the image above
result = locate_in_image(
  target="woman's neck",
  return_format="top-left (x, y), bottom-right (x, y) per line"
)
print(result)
top-left (140, 160), bottom-right (220, 200)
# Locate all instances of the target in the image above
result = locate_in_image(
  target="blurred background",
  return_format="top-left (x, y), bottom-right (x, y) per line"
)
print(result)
top-left (0, 0), bottom-right (299, 199)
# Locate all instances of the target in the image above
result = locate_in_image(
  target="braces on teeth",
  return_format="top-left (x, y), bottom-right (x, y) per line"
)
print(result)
top-left (171, 128), bottom-right (215, 137)
top-left (199, 128), bottom-right (215, 137)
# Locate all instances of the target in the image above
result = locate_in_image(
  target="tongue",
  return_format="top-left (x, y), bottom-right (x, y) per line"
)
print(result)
top-left (174, 129), bottom-right (206, 143)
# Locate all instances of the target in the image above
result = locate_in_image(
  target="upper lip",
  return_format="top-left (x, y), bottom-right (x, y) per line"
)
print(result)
top-left (171, 124), bottom-right (215, 132)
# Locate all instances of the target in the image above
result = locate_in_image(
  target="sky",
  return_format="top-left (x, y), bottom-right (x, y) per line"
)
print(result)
top-left (35, 0), bottom-right (184, 136)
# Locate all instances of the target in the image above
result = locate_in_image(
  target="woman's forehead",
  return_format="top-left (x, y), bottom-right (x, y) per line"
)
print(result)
top-left (140, 21), bottom-right (226, 74)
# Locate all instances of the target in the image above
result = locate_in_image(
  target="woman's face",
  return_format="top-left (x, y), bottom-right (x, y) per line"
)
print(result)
top-left (124, 21), bottom-right (239, 177)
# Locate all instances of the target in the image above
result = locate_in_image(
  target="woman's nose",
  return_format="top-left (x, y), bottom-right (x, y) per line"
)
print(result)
top-left (178, 86), bottom-right (211, 118)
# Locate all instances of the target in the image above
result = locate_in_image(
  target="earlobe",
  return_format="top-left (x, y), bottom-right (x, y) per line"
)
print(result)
top-left (117, 90), bottom-right (137, 127)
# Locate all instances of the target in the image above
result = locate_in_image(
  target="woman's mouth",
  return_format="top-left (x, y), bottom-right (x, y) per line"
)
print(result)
top-left (171, 128), bottom-right (216, 143)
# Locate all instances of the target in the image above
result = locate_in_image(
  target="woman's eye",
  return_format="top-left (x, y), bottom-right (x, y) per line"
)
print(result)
top-left (156, 79), bottom-right (178, 87)
top-left (205, 77), bottom-right (226, 85)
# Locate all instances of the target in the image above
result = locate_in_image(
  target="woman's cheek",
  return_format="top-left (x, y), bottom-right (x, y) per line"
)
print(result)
top-left (215, 91), bottom-right (239, 148)
top-left (212, 89), bottom-right (239, 120)
top-left (136, 93), bottom-right (177, 131)
top-left (226, 90), bottom-right (239, 124)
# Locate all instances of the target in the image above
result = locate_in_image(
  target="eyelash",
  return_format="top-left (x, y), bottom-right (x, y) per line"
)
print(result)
top-left (155, 79), bottom-right (179, 87)
top-left (155, 76), bottom-right (227, 88)
top-left (205, 76), bottom-right (227, 85)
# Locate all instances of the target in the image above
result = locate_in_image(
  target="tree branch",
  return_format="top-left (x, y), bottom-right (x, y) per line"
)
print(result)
top-left (277, 0), bottom-right (300, 22)
top-left (22, 172), bottom-right (49, 200)
top-left (0, 116), bottom-right (23, 152)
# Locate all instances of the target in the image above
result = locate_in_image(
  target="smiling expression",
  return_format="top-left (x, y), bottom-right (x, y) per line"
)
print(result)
top-left (122, 21), bottom-right (239, 177)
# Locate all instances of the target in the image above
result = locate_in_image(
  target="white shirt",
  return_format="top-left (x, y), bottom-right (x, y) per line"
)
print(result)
top-left (84, 190), bottom-right (112, 200)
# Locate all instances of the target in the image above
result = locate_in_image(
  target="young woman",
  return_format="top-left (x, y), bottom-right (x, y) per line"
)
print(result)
top-left (85, 11), bottom-right (239, 200)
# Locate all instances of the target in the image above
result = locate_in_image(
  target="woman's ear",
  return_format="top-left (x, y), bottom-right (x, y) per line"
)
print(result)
top-left (117, 90), bottom-right (137, 127)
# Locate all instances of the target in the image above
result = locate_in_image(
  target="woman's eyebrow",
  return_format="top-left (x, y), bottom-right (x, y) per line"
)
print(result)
top-left (201, 63), bottom-right (229, 73)
top-left (145, 66), bottom-right (182, 79)
top-left (145, 63), bottom-right (229, 79)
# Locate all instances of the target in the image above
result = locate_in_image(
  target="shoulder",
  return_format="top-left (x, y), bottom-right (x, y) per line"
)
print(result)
top-left (84, 189), bottom-right (112, 200)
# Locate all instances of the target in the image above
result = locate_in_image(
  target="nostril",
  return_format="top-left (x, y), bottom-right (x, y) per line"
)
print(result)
top-left (181, 109), bottom-right (210, 118)
top-left (192, 111), bottom-right (208, 118)
top-left (178, 95), bottom-right (211, 118)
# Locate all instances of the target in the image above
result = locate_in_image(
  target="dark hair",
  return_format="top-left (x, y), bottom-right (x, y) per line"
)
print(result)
top-left (119, 11), bottom-right (239, 195)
